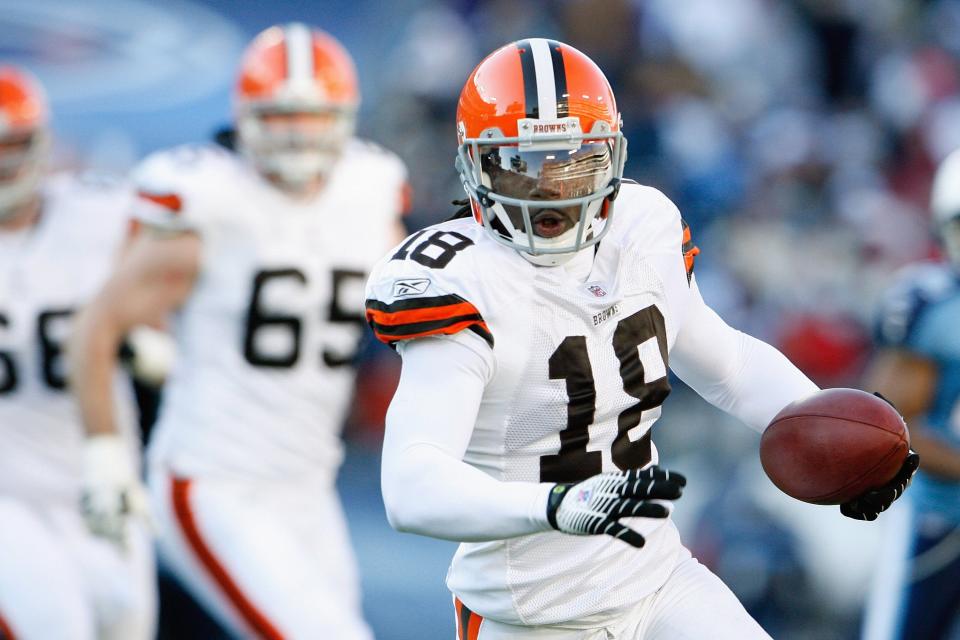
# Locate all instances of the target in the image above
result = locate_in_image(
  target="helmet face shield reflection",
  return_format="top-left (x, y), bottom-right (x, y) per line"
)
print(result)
top-left (482, 144), bottom-right (612, 194)
top-left (457, 128), bottom-right (626, 262)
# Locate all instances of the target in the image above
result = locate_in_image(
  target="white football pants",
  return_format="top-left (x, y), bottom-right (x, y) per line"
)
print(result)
top-left (149, 465), bottom-right (372, 640)
top-left (454, 548), bottom-right (770, 640)
top-left (0, 496), bottom-right (156, 640)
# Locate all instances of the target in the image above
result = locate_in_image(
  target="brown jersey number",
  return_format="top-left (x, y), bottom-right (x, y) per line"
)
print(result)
top-left (540, 305), bottom-right (671, 483)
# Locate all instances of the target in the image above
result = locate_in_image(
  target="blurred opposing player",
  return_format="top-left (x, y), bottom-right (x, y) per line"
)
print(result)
top-left (367, 39), bottom-right (917, 639)
top-left (0, 65), bottom-right (155, 640)
top-left (70, 24), bottom-right (407, 639)
top-left (862, 149), bottom-right (960, 640)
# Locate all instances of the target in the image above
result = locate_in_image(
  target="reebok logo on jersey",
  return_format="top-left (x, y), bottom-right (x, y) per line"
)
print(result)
top-left (392, 278), bottom-right (431, 298)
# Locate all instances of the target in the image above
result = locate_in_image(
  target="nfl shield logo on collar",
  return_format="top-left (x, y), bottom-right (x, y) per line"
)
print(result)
top-left (586, 284), bottom-right (607, 297)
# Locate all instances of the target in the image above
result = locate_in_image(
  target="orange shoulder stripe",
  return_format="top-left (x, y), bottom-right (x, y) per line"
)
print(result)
top-left (365, 295), bottom-right (494, 348)
top-left (371, 318), bottom-right (491, 343)
top-left (138, 190), bottom-right (183, 213)
top-left (366, 301), bottom-right (480, 326)
top-left (681, 219), bottom-right (699, 282)
top-left (684, 245), bottom-right (700, 275)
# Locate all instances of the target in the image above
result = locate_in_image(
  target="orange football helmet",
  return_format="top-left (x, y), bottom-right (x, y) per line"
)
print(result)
top-left (0, 65), bottom-right (48, 218)
top-left (455, 39), bottom-right (626, 265)
top-left (234, 23), bottom-right (359, 188)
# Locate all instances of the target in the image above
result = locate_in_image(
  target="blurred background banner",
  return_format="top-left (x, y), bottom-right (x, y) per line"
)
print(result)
top-left (7, 1), bottom-right (960, 638)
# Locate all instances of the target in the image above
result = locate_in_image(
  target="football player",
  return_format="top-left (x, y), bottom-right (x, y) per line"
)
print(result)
top-left (366, 39), bottom-right (918, 638)
top-left (0, 65), bottom-right (155, 640)
top-left (861, 148), bottom-right (960, 640)
top-left (70, 24), bottom-right (408, 640)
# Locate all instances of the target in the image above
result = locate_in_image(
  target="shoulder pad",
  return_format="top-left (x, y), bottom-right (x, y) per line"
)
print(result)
top-left (340, 139), bottom-right (411, 215)
top-left (134, 144), bottom-right (234, 188)
top-left (347, 137), bottom-right (399, 158)
top-left (365, 220), bottom-right (493, 348)
top-left (612, 184), bottom-right (684, 250)
top-left (44, 170), bottom-right (130, 201)
top-left (610, 183), bottom-right (692, 287)
top-left (132, 144), bottom-right (235, 232)
top-left (342, 138), bottom-right (408, 181)
top-left (73, 170), bottom-right (126, 191)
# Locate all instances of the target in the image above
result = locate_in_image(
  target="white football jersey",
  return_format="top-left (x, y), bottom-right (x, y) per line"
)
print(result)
top-left (136, 140), bottom-right (408, 482)
top-left (0, 172), bottom-right (137, 503)
top-left (366, 183), bottom-right (700, 626)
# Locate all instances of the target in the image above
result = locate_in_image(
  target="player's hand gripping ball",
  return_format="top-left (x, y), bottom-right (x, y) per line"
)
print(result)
top-left (760, 389), bottom-right (916, 514)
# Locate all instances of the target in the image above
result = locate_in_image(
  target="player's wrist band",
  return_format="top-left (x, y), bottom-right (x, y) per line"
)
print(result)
top-left (546, 483), bottom-right (573, 530)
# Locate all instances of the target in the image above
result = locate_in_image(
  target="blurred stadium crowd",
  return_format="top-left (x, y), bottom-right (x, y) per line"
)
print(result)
top-left (5, 0), bottom-right (960, 638)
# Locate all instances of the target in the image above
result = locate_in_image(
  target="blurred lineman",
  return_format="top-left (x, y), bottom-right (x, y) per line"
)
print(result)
top-left (70, 24), bottom-right (408, 640)
top-left (863, 148), bottom-right (960, 640)
top-left (0, 66), bottom-right (156, 640)
top-left (367, 39), bottom-right (917, 639)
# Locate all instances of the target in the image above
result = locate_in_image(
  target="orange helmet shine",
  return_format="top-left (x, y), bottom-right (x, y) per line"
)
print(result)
top-left (234, 24), bottom-right (359, 188)
top-left (0, 65), bottom-right (49, 219)
top-left (455, 39), bottom-right (625, 266)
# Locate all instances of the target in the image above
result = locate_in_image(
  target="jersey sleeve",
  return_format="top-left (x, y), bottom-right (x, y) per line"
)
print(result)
top-left (381, 335), bottom-right (551, 541)
top-left (670, 276), bottom-right (819, 431)
top-left (364, 230), bottom-right (493, 349)
top-left (130, 145), bottom-right (226, 233)
top-left (616, 184), bottom-right (696, 288)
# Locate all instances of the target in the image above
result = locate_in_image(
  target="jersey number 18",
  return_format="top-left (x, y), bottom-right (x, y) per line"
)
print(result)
top-left (541, 305), bottom-right (671, 483)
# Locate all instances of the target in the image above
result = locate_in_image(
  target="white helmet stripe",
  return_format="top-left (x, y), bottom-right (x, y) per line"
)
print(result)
top-left (284, 22), bottom-right (314, 84)
top-left (529, 38), bottom-right (557, 120)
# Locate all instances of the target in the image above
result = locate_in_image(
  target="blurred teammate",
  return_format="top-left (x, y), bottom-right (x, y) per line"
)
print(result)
top-left (862, 149), bottom-right (960, 640)
top-left (366, 39), bottom-right (917, 639)
top-left (0, 65), bottom-right (155, 640)
top-left (70, 23), bottom-right (409, 640)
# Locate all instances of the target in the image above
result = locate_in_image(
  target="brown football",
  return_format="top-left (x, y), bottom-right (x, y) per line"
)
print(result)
top-left (760, 388), bottom-right (910, 505)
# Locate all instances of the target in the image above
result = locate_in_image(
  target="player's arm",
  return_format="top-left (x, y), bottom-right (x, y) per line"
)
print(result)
top-left (68, 229), bottom-right (199, 545)
top-left (672, 278), bottom-right (918, 519)
top-left (381, 334), bottom-right (551, 540)
top-left (863, 349), bottom-right (960, 480)
top-left (70, 229), bottom-right (199, 436)
top-left (381, 333), bottom-right (684, 546)
top-left (669, 277), bottom-right (819, 431)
